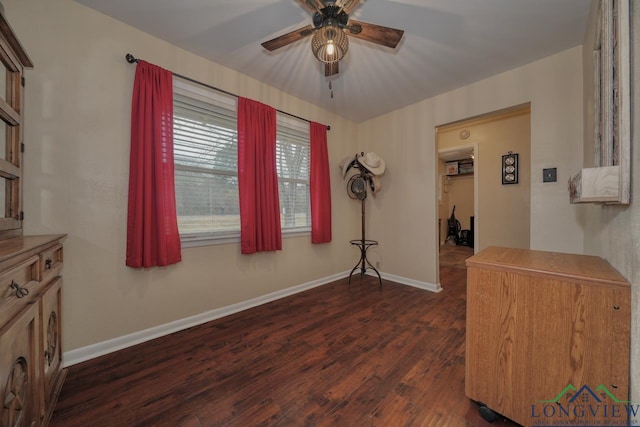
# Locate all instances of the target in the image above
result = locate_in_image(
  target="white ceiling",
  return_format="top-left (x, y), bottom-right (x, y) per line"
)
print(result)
top-left (74, 0), bottom-right (591, 123)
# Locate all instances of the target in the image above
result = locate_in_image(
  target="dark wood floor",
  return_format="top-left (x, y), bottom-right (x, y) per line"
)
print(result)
top-left (50, 266), bottom-right (518, 427)
top-left (439, 244), bottom-right (474, 269)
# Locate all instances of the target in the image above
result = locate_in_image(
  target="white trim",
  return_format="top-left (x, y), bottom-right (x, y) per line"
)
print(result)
top-left (63, 269), bottom-right (441, 366)
top-left (180, 227), bottom-right (311, 248)
top-left (365, 271), bottom-right (442, 293)
top-left (63, 270), bottom-right (349, 367)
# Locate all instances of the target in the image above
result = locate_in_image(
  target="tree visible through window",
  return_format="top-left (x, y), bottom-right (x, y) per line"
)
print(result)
top-left (173, 78), bottom-right (311, 245)
top-left (276, 115), bottom-right (311, 231)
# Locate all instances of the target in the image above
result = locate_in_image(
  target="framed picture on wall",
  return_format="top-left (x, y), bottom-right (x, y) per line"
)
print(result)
top-left (502, 152), bottom-right (518, 184)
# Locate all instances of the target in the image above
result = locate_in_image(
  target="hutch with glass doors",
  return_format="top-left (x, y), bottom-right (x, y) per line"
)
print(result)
top-left (0, 3), bottom-right (67, 426)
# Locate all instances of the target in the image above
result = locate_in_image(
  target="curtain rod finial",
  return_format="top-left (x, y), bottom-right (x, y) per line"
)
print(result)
top-left (327, 125), bottom-right (331, 131)
top-left (125, 53), bottom-right (139, 64)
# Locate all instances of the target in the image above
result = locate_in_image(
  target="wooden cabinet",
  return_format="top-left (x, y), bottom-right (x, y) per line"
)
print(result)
top-left (38, 277), bottom-right (63, 420)
top-left (465, 247), bottom-right (630, 427)
top-left (0, 6), bottom-right (66, 427)
top-left (0, 1), bottom-right (32, 237)
top-left (0, 235), bottom-right (66, 427)
top-left (0, 301), bottom-right (39, 427)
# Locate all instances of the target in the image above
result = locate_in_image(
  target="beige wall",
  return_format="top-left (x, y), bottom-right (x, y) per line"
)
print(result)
top-left (6, 0), bottom-right (360, 352)
top-left (581, 1), bottom-right (639, 403)
top-left (357, 46), bottom-right (584, 285)
top-left (438, 110), bottom-right (531, 252)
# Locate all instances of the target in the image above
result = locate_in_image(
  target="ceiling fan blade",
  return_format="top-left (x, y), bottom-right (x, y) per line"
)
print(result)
top-left (347, 19), bottom-right (404, 49)
top-left (261, 25), bottom-right (314, 51)
top-left (337, 0), bottom-right (361, 14)
top-left (295, 0), bottom-right (324, 13)
top-left (325, 62), bottom-right (339, 77)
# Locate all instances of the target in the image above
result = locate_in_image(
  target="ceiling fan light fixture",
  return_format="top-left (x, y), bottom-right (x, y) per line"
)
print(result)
top-left (326, 42), bottom-right (335, 56)
top-left (311, 25), bottom-right (349, 64)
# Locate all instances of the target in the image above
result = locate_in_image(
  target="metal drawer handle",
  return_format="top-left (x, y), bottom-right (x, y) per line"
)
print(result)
top-left (9, 281), bottom-right (29, 298)
top-left (45, 258), bottom-right (53, 270)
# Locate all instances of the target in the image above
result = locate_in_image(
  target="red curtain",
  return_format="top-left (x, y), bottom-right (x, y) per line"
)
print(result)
top-left (310, 122), bottom-right (332, 243)
top-left (237, 97), bottom-right (282, 254)
top-left (126, 60), bottom-right (182, 268)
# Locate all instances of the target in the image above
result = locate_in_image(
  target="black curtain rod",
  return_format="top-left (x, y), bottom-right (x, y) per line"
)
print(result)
top-left (125, 54), bottom-right (330, 131)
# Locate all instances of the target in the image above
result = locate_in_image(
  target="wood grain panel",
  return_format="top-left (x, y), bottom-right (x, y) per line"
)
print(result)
top-left (40, 278), bottom-right (64, 409)
top-left (466, 247), bottom-right (630, 427)
top-left (466, 246), bottom-right (629, 287)
top-left (0, 303), bottom-right (40, 427)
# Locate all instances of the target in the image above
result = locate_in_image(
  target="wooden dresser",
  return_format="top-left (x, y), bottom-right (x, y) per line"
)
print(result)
top-left (465, 247), bottom-right (630, 427)
top-left (0, 235), bottom-right (66, 426)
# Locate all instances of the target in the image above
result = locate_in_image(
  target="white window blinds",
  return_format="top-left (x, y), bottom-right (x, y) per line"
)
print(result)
top-left (173, 78), bottom-right (311, 245)
top-left (173, 80), bottom-right (240, 241)
top-left (277, 115), bottom-right (311, 231)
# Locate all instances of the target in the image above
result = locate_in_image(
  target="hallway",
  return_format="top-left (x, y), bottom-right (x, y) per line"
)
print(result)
top-left (439, 244), bottom-right (474, 269)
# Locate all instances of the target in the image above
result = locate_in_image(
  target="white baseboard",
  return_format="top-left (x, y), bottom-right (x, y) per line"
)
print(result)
top-left (64, 270), bottom-right (349, 367)
top-left (364, 270), bottom-right (442, 293)
top-left (64, 269), bottom-right (441, 367)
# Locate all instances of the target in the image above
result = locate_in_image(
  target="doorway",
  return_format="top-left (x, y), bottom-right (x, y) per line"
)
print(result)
top-left (438, 144), bottom-right (477, 269)
top-left (435, 104), bottom-right (531, 271)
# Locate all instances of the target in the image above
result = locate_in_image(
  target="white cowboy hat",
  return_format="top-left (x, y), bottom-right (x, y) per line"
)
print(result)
top-left (358, 152), bottom-right (386, 176)
top-left (339, 154), bottom-right (357, 178)
top-left (369, 175), bottom-right (382, 195)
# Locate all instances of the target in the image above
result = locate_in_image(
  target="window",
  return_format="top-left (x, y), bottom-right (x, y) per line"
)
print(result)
top-left (173, 79), bottom-right (239, 244)
top-left (173, 78), bottom-right (311, 246)
top-left (276, 115), bottom-right (311, 233)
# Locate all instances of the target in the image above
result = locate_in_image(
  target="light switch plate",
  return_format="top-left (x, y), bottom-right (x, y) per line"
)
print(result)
top-left (543, 168), bottom-right (557, 183)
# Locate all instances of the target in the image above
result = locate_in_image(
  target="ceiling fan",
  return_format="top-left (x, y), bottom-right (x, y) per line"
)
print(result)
top-left (261, 0), bottom-right (405, 77)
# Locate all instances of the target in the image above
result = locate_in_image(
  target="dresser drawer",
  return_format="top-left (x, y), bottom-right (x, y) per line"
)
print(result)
top-left (40, 244), bottom-right (63, 283)
top-left (0, 255), bottom-right (40, 328)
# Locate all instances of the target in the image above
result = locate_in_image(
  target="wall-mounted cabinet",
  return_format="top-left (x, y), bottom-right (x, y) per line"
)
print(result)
top-left (570, 0), bottom-right (630, 204)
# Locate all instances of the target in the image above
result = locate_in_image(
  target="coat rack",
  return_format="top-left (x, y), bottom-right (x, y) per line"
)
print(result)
top-left (345, 153), bottom-right (383, 288)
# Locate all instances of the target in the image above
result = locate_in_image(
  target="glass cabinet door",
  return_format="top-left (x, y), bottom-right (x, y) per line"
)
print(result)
top-left (0, 52), bottom-right (27, 229)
